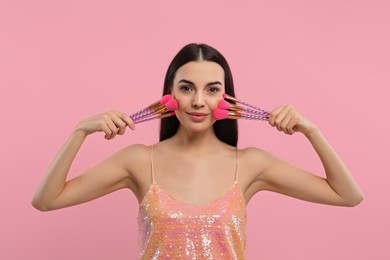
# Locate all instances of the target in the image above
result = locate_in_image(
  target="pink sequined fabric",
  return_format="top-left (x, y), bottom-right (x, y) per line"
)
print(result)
top-left (137, 147), bottom-right (247, 259)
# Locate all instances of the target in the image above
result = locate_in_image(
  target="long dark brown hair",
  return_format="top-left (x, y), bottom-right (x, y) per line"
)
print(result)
top-left (159, 43), bottom-right (238, 147)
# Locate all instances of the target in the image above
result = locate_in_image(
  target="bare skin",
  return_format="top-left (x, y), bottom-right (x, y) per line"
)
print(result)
top-left (32, 61), bottom-right (363, 211)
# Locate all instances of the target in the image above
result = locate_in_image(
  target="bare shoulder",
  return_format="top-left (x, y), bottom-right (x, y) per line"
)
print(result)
top-left (110, 143), bottom-right (150, 168)
top-left (239, 146), bottom-right (266, 156)
top-left (119, 143), bottom-right (151, 157)
top-left (239, 146), bottom-right (286, 180)
top-left (239, 146), bottom-right (273, 165)
top-left (238, 147), bottom-right (277, 201)
top-left (117, 143), bottom-right (152, 173)
top-left (111, 143), bottom-right (152, 188)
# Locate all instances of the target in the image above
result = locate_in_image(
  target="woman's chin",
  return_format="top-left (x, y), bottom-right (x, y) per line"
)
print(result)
top-left (177, 121), bottom-right (216, 134)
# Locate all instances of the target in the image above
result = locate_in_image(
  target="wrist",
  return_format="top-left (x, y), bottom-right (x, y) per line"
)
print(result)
top-left (303, 125), bottom-right (321, 139)
top-left (73, 125), bottom-right (89, 139)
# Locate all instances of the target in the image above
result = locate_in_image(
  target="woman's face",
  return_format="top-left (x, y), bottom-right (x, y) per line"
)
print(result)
top-left (171, 60), bottom-right (225, 132)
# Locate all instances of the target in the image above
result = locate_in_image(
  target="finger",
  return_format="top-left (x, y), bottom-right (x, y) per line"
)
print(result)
top-left (285, 114), bottom-right (298, 135)
top-left (274, 105), bottom-right (291, 131)
top-left (111, 114), bottom-right (128, 135)
top-left (116, 112), bottom-right (135, 130)
top-left (106, 120), bottom-right (119, 140)
top-left (279, 110), bottom-right (294, 134)
top-left (100, 123), bottom-right (112, 140)
top-left (111, 110), bottom-right (135, 130)
top-left (268, 105), bottom-right (285, 127)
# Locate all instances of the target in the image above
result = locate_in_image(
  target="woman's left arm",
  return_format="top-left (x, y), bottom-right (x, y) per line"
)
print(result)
top-left (258, 105), bottom-right (364, 207)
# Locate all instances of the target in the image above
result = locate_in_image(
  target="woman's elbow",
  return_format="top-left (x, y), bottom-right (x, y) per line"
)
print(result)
top-left (31, 197), bottom-right (52, 212)
top-left (344, 192), bottom-right (364, 207)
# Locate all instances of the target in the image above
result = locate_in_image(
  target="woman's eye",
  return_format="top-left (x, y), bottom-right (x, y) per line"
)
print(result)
top-left (208, 87), bottom-right (220, 93)
top-left (179, 85), bottom-right (192, 92)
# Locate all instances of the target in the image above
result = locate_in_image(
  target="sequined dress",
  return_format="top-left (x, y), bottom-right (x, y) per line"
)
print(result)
top-left (137, 146), bottom-right (247, 259)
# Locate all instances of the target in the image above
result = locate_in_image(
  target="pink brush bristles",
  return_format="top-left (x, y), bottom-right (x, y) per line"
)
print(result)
top-left (165, 99), bottom-right (179, 111)
top-left (160, 94), bottom-right (172, 104)
top-left (130, 95), bottom-right (178, 124)
top-left (213, 108), bottom-right (231, 120)
top-left (217, 100), bottom-right (231, 110)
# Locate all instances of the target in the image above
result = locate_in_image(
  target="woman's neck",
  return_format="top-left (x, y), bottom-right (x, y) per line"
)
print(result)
top-left (169, 126), bottom-right (222, 153)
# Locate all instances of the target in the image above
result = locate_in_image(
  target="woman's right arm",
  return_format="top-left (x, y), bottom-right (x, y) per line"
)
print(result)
top-left (31, 110), bottom-right (137, 211)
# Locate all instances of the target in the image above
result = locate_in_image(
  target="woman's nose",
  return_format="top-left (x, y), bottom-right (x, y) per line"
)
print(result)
top-left (191, 92), bottom-right (205, 108)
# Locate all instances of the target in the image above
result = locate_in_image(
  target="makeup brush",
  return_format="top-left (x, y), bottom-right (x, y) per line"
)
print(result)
top-left (213, 108), bottom-right (269, 121)
top-left (223, 94), bottom-right (268, 114)
top-left (134, 111), bottom-right (176, 124)
top-left (217, 99), bottom-right (269, 117)
top-left (132, 98), bottom-right (178, 123)
top-left (130, 94), bottom-right (172, 120)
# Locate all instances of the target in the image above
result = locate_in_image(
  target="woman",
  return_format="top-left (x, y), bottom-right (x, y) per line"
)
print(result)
top-left (32, 43), bottom-right (363, 259)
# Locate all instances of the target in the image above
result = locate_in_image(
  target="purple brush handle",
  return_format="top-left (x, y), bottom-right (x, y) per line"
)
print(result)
top-left (241, 112), bottom-right (270, 121)
top-left (240, 106), bottom-right (269, 116)
top-left (234, 100), bottom-right (268, 114)
top-left (131, 108), bottom-right (158, 121)
top-left (130, 107), bottom-right (153, 120)
top-left (134, 115), bottom-right (161, 124)
top-left (134, 113), bottom-right (175, 124)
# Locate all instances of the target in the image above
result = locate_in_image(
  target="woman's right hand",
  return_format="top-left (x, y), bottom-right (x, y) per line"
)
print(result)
top-left (75, 110), bottom-right (135, 140)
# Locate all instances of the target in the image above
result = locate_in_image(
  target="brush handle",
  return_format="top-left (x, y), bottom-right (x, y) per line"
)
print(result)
top-left (130, 102), bottom-right (164, 119)
top-left (134, 115), bottom-right (160, 124)
top-left (223, 94), bottom-right (269, 115)
top-left (130, 107), bottom-right (153, 120)
top-left (132, 106), bottom-right (168, 122)
top-left (134, 112), bottom-right (175, 124)
top-left (130, 95), bottom-right (172, 120)
top-left (131, 103), bottom-right (166, 121)
top-left (240, 112), bottom-right (269, 121)
top-left (236, 100), bottom-right (268, 114)
top-left (131, 108), bottom-right (160, 121)
top-left (239, 106), bottom-right (269, 117)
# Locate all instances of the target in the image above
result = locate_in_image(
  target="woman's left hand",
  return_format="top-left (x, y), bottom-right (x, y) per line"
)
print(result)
top-left (268, 105), bottom-right (317, 136)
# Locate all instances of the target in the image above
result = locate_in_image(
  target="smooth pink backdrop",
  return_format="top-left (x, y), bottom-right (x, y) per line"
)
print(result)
top-left (1, 0), bottom-right (389, 259)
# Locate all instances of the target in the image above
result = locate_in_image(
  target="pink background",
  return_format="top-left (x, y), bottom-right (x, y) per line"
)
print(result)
top-left (1, 0), bottom-right (389, 259)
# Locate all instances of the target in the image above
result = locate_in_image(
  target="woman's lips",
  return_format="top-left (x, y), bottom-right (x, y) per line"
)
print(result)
top-left (187, 112), bottom-right (208, 122)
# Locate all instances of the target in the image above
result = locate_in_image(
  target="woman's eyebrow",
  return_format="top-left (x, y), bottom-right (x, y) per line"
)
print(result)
top-left (178, 79), bottom-right (222, 86)
top-left (178, 79), bottom-right (194, 85)
top-left (207, 81), bottom-right (223, 86)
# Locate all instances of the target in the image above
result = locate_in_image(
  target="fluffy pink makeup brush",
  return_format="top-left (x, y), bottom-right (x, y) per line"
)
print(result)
top-left (215, 94), bottom-right (270, 121)
top-left (130, 94), bottom-right (173, 120)
top-left (130, 95), bottom-right (178, 124)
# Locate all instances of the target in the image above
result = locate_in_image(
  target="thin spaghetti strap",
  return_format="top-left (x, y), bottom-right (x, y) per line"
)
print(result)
top-left (150, 145), bottom-right (155, 183)
top-left (234, 147), bottom-right (239, 183)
